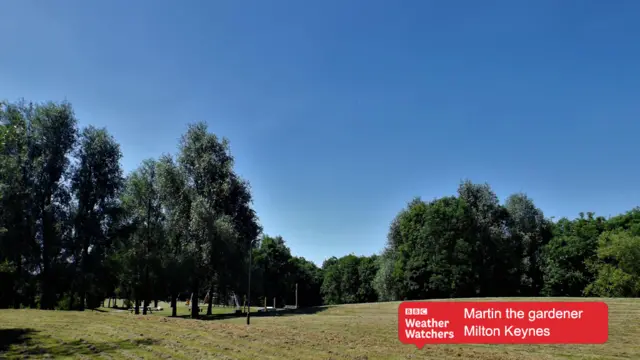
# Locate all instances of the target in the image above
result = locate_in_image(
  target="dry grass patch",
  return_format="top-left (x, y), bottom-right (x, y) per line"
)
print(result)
top-left (1, 298), bottom-right (638, 359)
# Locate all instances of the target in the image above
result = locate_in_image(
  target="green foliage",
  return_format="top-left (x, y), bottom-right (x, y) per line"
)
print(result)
top-left (504, 193), bottom-right (553, 295)
top-left (0, 259), bottom-right (16, 274)
top-left (321, 254), bottom-right (379, 304)
top-left (606, 208), bottom-right (640, 235)
top-left (289, 256), bottom-right (323, 307)
top-left (3, 96), bottom-right (640, 313)
top-left (372, 248), bottom-right (400, 301)
top-left (71, 125), bottom-right (124, 310)
top-left (585, 231), bottom-right (640, 297)
top-left (370, 180), bottom-right (639, 303)
top-left (55, 293), bottom-right (82, 310)
top-left (541, 213), bottom-right (606, 296)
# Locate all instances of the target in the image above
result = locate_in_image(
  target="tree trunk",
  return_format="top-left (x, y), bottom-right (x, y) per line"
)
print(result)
top-left (41, 201), bottom-right (53, 310)
top-left (222, 287), bottom-right (227, 307)
top-left (78, 291), bottom-right (85, 311)
top-left (13, 254), bottom-right (22, 309)
top-left (171, 293), bottom-right (177, 317)
top-left (143, 196), bottom-right (151, 316)
top-left (135, 298), bottom-right (140, 314)
top-left (154, 299), bottom-right (158, 308)
top-left (113, 297), bottom-right (117, 308)
top-left (207, 289), bottom-right (213, 315)
top-left (107, 298), bottom-right (111, 308)
top-left (191, 281), bottom-right (199, 319)
top-left (79, 239), bottom-right (89, 312)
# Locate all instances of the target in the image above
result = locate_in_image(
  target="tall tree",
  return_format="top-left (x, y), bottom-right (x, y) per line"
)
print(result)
top-left (288, 256), bottom-right (323, 307)
top-left (177, 122), bottom-right (235, 319)
top-left (504, 193), bottom-right (553, 295)
top-left (321, 254), bottom-right (379, 304)
top-left (457, 181), bottom-right (518, 296)
top-left (121, 159), bottom-right (164, 314)
top-left (29, 102), bottom-right (78, 309)
top-left (157, 154), bottom-right (191, 317)
top-left (373, 247), bottom-right (401, 302)
top-left (585, 230), bottom-right (640, 297)
top-left (0, 101), bottom-right (31, 308)
top-left (373, 216), bottom-right (404, 302)
top-left (254, 235), bottom-right (293, 307)
top-left (217, 173), bottom-right (262, 311)
top-left (542, 212), bottom-right (606, 296)
top-left (71, 126), bottom-right (123, 310)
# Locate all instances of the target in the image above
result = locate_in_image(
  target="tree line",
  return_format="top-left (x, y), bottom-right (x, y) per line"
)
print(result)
top-left (1, 100), bottom-right (639, 318)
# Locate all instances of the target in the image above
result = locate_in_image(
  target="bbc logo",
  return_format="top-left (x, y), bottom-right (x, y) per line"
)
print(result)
top-left (405, 308), bottom-right (428, 315)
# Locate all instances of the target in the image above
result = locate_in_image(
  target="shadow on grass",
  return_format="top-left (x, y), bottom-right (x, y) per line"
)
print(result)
top-left (0, 328), bottom-right (34, 353)
top-left (277, 306), bottom-right (332, 317)
top-left (87, 308), bottom-right (108, 313)
top-left (0, 328), bottom-right (160, 358)
top-left (174, 305), bottom-right (331, 321)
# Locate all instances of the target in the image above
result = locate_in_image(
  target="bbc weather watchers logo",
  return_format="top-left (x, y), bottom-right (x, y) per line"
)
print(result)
top-left (405, 308), bottom-right (428, 315)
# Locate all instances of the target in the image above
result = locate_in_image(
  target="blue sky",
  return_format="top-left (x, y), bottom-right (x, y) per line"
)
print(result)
top-left (2, 1), bottom-right (639, 266)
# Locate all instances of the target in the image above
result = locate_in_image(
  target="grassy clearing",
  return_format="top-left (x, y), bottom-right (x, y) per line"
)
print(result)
top-left (1, 298), bottom-right (638, 360)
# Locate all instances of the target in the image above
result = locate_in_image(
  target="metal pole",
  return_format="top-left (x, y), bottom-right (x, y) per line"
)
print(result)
top-left (246, 241), bottom-right (253, 325)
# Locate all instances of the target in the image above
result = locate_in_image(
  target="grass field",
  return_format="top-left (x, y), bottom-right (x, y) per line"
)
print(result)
top-left (1, 298), bottom-right (638, 360)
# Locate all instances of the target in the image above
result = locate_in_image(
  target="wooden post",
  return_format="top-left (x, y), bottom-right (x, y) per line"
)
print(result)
top-left (295, 283), bottom-right (298, 309)
top-left (273, 297), bottom-right (276, 311)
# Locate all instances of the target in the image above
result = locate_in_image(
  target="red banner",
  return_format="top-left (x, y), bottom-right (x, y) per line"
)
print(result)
top-left (398, 301), bottom-right (608, 347)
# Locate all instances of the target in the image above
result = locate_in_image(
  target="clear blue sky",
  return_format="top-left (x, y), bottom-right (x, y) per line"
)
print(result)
top-left (2, 1), bottom-right (639, 266)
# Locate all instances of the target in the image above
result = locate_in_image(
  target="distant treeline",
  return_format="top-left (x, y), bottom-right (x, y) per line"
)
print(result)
top-left (325, 189), bottom-right (640, 304)
top-left (1, 100), bottom-right (639, 317)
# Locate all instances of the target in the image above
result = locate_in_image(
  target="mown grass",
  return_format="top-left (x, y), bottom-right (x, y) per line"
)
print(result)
top-left (1, 298), bottom-right (638, 359)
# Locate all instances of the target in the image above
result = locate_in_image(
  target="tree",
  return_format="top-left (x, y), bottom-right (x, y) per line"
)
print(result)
top-left (71, 126), bottom-right (123, 310)
top-left (29, 102), bottom-right (78, 309)
top-left (177, 122), bottom-right (236, 319)
top-left (356, 255), bottom-right (379, 303)
top-left (120, 159), bottom-right (164, 314)
top-left (254, 235), bottom-right (294, 307)
top-left (457, 181), bottom-right (519, 297)
top-left (216, 173), bottom-right (261, 312)
top-left (373, 216), bottom-right (404, 302)
top-left (542, 212), bottom-right (606, 296)
top-left (321, 254), bottom-right (379, 304)
top-left (504, 193), bottom-right (553, 295)
top-left (321, 256), bottom-right (342, 304)
top-left (373, 247), bottom-right (400, 302)
top-left (156, 154), bottom-right (191, 317)
top-left (605, 208), bottom-right (640, 235)
top-left (0, 101), bottom-right (30, 308)
top-left (373, 194), bottom-right (475, 301)
top-left (288, 256), bottom-right (323, 307)
top-left (585, 230), bottom-right (640, 297)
